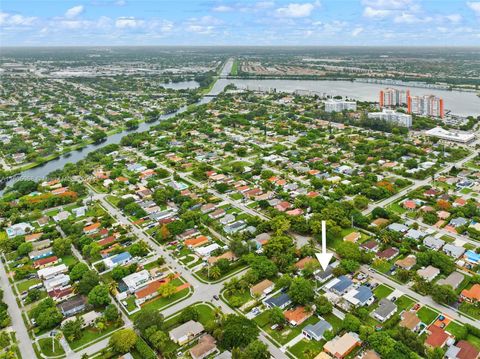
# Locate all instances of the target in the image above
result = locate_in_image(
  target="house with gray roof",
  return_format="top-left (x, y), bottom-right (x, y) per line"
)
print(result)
top-left (264, 293), bottom-right (291, 309)
top-left (324, 276), bottom-right (353, 295)
top-left (405, 229), bottom-right (427, 240)
top-left (372, 298), bottom-right (397, 322)
top-left (388, 223), bottom-right (409, 233)
top-left (449, 217), bottom-right (468, 228)
top-left (303, 320), bottom-right (333, 341)
top-left (423, 236), bottom-right (445, 250)
top-left (437, 272), bottom-right (464, 290)
top-left (443, 243), bottom-right (465, 259)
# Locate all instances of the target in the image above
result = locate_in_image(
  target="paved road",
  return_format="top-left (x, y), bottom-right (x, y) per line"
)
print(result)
top-left (360, 265), bottom-right (480, 329)
top-left (362, 144), bottom-right (479, 216)
top-left (0, 258), bottom-right (36, 359)
top-left (89, 190), bottom-right (288, 359)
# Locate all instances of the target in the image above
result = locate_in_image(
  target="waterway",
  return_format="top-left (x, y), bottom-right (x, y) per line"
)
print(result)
top-left (2, 58), bottom-right (478, 193)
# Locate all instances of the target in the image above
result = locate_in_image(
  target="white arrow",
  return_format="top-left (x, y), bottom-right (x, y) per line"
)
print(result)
top-left (315, 220), bottom-right (333, 271)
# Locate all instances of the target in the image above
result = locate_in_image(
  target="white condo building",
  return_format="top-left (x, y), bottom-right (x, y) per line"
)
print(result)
top-left (324, 99), bottom-right (357, 112)
top-left (368, 109), bottom-right (412, 128)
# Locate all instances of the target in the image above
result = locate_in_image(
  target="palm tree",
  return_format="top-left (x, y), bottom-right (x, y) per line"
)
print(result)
top-left (209, 266), bottom-right (221, 280)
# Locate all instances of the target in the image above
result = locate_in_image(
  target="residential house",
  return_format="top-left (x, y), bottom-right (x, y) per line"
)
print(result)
top-left (464, 250), bottom-right (480, 267)
top-left (376, 247), bottom-right (399, 261)
top-left (372, 299), bottom-right (397, 322)
top-left (208, 251), bottom-right (236, 265)
top-left (399, 311), bottom-right (421, 332)
top-left (25, 233), bottom-right (43, 242)
top-left (450, 217), bottom-right (468, 228)
top-left (122, 270), bottom-right (150, 293)
top-left (395, 255), bottom-right (416, 270)
top-left (325, 276), bottom-right (353, 296)
top-left (344, 286), bottom-right (374, 307)
top-left (461, 284), bottom-right (480, 303)
top-left (423, 236), bottom-right (445, 250)
top-left (264, 293), bottom-right (291, 309)
top-left (360, 240), bottom-right (379, 253)
top-left (57, 295), bottom-right (87, 317)
top-left (437, 272), bottom-right (464, 290)
top-left (323, 332), bottom-right (362, 359)
top-left (5, 222), bottom-right (34, 238)
top-left (303, 320), bottom-right (333, 341)
top-left (224, 220), bottom-right (246, 234)
top-left (250, 279), bottom-right (274, 299)
top-left (169, 320), bottom-right (204, 345)
top-left (443, 244), bottom-right (465, 259)
top-left (185, 235), bottom-right (209, 248)
top-left (294, 257), bottom-right (317, 271)
top-left (417, 266), bottom-right (440, 282)
top-left (103, 252), bottom-right (132, 269)
top-left (445, 340), bottom-right (480, 359)
top-left (194, 243), bottom-right (220, 258)
top-left (29, 247), bottom-right (54, 260)
top-left (190, 334), bottom-right (218, 359)
top-left (387, 223), bottom-right (409, 233)
top-left (284, 306), bottom-right (312, 326)
top-left (343, 232), bottom-right (361, 243)
top-left (44, 274), bottom-right (71, 292)
top-left (425, 325), bottom-right (452, 349)
top-left (38, 264), bottom-right (68, 280)
top-left (83, 222), bottom-right (101, 235)
top-left (34, 256), bottom-right (59, 269)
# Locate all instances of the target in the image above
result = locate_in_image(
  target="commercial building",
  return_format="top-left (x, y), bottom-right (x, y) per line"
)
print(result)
top-left (368, 109), bottom-right (412, 128)
top-left (379, 88), bottom-right (409, 107)
top-left (408, 94), bottom-right (444, 118)
top-left (324, 99), bottom-right (357, 112)
top-left (425, 127), bottom-right (475, 144)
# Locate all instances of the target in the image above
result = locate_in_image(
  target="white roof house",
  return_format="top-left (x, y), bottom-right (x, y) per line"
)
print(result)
top-left (194, 243), bottom-right (220, 258)
top-left (38, 264), bottom-right (68, 280)
top-left (122, 270), bottom-right (150, 292)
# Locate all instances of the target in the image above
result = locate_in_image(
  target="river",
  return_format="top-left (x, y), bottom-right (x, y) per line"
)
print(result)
top-left (1, 58), bottom-right (478, 194)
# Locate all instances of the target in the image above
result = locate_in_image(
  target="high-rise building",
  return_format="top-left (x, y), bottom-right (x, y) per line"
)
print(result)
top-left (407, 95), bottom-right (444, 118)
top-left (368, 109), bottom-right (412, 128)
top-left (379, 88), bottom-right (409, 107)
top-left (324, 99), bottom-right (357, 112)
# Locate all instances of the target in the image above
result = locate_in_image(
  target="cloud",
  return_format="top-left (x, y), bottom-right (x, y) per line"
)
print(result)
top-left (65, 5), bottom-right (84, 19)
top-left (212, 5), bottom-right (233, 12)
top-left (185, 16), bottom-right (222, 35)
top-left (275, 2), bottom-right (319, 18)
top-left (363, 6), bottom-right (392, 18)
top-left (394, 12), bottom-right (432, 23)
top-left (352, 27), bottom-right (364, 36)
top-left (115, 17), bottom-right (144, 28)
top-left (0, 12), bottom-right (37, 26)
top-left (467, 2), bottom-right (480, 16)
top-left (362, 0), bottom-right (412, 10)
top-left (445, 14), bottom-right (462, 22)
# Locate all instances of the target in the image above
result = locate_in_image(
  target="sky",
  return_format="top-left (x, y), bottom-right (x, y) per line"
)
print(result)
top-left (1, 0), bottom-right (480, 46)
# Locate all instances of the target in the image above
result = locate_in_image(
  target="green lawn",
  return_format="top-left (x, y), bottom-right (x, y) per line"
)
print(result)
top-left (417, 306), bottom-right (439, 325)
top-left (387, 202), bottom-right (407, 214)
top-left (467, 334), bottom-right (480, 351)
top-left (445, 321), bottom-right (465, 339)
top-left (69, 322), bottom-right (121, 350)
top-left (288, 338), bottom-right (325, 359)
top-left (440, 235), bottom-right (455, 243)
top-left (396, 296), bottom-right (415, 311)
top-left (374, 284), bottom-right (394, 299)
top-left (372, 260), bottom-right (392, 274)
top-left (61, 255), bottom-right (78, 267)
top-left (38, 337), bottom-right (65, 357)
top-left (254, 312), bottom-right (318, 345)
top-left (164, 303), bottom-right (216, 330)
top-left (136, 287), bottom-right (191, 314)
top-left (224, 289), bottom-right (253, 309)
top-left (17, 278), bottom-right (41, 293)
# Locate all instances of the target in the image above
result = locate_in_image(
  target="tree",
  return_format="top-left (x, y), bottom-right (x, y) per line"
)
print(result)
top-left (62, 318), bottom-right (83, 342)
top-left (104, 304), bottom-right (120, 322)
top-left (267, 307), bottom-right (286, 326)
top-left (314, 295), bottom-right (332, 315)
top-left (148, 329), bottom-right (171, 352)
top-left (209, 266), bottom-right (222, 280)
top-left (288, 277), bottom-right (314, 305)
top-left (88, 285), bottom-right (111, 307)
top-left (109, 329), bottom-right (137, 353)
top-left (432, 285), bottom-right (458, 305)
top-left (17, 242), bottom-right (33, 256)
top-left (31, 298), bottom-right (63, 330)
top-left (342, 314), bottom-right (360, 332)
top-left (220, 315), bottom-right (259, 350)
top-left (269, 216), bottom-right (291, 235)
top-left (77, 270), bottom-right (100, 295)
top-left (180, 307), bottom-right (199, 322)
top-left (157, 282), bottom-right (176, 298)
top-left (241, 340), bottom-right (270, 359)
top-left (52, 238), bottom-right (72, 257)
top-left (70, 262), bottom-right (89, 281)
top-left (134, 308), bottom-right (164, 335)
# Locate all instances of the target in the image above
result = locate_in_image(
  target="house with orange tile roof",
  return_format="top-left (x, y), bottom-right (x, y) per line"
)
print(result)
top-left (275, 201), bottom-right (291, 212)
top-left (461, 284), bottom-right (480, 303)
top-left (83, 222), bottom-right (101, 234)
top-left (403, 200), bottom-right (417, 210)
top-left (284, 306), bottom-right (313, 326)
top-left (323, 332), bottom-right (362, 359)
top-left (286, 208), bottom-right (303, 216)
top-left (425, 325), bottom-right (452, 348)
top-left (343, 232), bottom-right (360, 243)
top-left (51, 187), bottom-right (68, 195)
top-left (294, 256), bottom-right (317, 271)
top-left (97, 236), bottom-right (116, 247)
top-left (25, 233), bottom-right (43, 242)
top-left (250, 279), bottom-right (274, 298)
top-left (207, 251), bottom-right (236, 265)
top-left (185, 235), bottom-right (209, 248)
top-left (135, 280), bottom-right (166, 304)
top-left (34, 256), bottom-right (59, 269)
